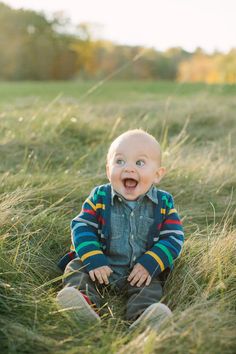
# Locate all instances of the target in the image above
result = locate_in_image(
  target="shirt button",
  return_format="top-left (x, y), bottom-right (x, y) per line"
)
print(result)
top-left (130, 211), bottom-right (134, 216)
top-left (118, 197), bottom-right (122, 202)
top-left (130, 234), bottom-right (134, 239)
top-left (133, 256), bottom-right (136, 261)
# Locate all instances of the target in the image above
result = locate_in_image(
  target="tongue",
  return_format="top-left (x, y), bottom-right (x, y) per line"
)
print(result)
top-left (124, 179), bottom-right (137, 188)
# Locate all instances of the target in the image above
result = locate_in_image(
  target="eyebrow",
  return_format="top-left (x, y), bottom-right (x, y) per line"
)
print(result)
top-left (137, 154), bottom-right (148, 159)
top-left (114, 153), bottom-right (124, 157)
top-left (114, 153), bottom-right (148, 159)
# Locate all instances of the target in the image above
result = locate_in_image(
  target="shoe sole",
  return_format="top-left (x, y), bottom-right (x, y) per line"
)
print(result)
top-left (130, 303), bottom-right (172, 330)
top-left (56, 287), bottom-right (101, 322)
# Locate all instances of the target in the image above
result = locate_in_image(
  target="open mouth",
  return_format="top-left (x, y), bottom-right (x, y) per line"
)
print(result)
top-left (123, 178), bottom-right (138, 189)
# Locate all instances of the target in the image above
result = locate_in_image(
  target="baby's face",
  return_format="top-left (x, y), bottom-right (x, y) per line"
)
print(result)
top-left (106, 134), bottom-right (164, 200)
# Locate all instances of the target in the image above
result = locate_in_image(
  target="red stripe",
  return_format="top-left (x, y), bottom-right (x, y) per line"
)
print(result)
top-left (68, 251), bottom-right (75, 260)
top-left (164, 219), bottom-right (182, 225)
top-left (157, 223), bottom-right (163, 230)
top-left (98, 215), bottom-right (105, 225)
top-left (80, 292), bottom-right (92, 305)
top-left (83, 209), bottom-right (96, 216)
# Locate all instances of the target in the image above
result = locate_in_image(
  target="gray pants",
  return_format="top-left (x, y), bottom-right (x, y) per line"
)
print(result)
top-left (62, 258), bottom-right (163, 321)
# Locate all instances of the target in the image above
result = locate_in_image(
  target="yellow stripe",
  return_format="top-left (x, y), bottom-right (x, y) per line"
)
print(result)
top-left (85, 198), bottom-right (96, 211)
top-left (95, 203), bottom-right (105, 210)
top-left (161, 208), bottom-right (166, 215)
top-left (81, 250), bottom-right (103, 262)
top-left (168, 208), bottom-right (177, 215)
top-left (146, 251), bottom-right (165, 271)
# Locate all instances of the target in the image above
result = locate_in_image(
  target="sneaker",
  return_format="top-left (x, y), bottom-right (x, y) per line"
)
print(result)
top-left (129, 303), bottom-right (172, 330)
top-left (56, 287), bottom-right (101, 322)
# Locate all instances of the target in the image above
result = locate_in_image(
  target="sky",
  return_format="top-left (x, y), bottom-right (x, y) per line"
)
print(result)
top-left (3, 0), bottom-right (236, 53)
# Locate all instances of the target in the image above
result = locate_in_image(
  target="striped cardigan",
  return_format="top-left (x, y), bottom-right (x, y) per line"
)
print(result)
top-left (60, 183), bottom-right (184, 277)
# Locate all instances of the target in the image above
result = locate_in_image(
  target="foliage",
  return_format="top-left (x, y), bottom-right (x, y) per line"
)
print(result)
top-left (178, 49), bottom-right (236, 84)
top-left (0, 2), bottom-right (77, 80)
top-left (0, 2), bottom-right (235, 83)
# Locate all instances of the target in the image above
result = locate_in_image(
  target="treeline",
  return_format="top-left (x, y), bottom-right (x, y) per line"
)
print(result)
top-left (0, 2), bottom-right (235, 83)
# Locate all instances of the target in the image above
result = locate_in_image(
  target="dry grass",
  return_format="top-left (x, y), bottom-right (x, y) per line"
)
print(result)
top-left (0, 81), bottom-right (235, 353)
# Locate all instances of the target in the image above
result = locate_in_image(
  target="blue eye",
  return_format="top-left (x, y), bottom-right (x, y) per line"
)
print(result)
top-left (136, 160), bottom-right (145, 167)
top-left (116, 159), bottom-right (125, 166)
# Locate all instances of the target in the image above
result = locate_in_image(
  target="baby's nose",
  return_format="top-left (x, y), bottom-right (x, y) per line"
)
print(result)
top-left (124, 163), bottom-right (135, 172)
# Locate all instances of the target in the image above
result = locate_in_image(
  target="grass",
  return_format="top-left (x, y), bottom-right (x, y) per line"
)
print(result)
top-left (0, 80), bottom-right (235, 353)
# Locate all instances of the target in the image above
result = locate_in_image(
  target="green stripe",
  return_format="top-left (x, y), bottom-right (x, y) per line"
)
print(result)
top-left (93, 190), bottom-right (106, 202)
top-left (154, 243), bottom-right (173, 265)
top-left (161, 196), bottom-right (173, 208)
top-left (76, 241), bottom-right (100, 253)
top-left (97, 190), bottom-right (106, 196)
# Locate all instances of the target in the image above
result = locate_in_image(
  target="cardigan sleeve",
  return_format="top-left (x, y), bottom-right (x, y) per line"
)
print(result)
top-left (71, 187), bottom-right (109, 272)
top-left (136, 193), bottom-right (184, 277)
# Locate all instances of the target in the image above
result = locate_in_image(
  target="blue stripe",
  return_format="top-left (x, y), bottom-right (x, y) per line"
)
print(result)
top-left (76, 231), bottom-right (97, 237)
top-left (158, 240), bottom-right (179, 257)
top-left (170, 236), bottom-right (184, 246)
top-left (74, 235), bottom-right (97, 243)
top-left (160, 230), bottom-right (184, 236)
top-left (160, 235), bottom-right (182, 253)
top-left (72, 222), bottom-right (88, 232)
top-left (152, 246), bottom-right (170, 267)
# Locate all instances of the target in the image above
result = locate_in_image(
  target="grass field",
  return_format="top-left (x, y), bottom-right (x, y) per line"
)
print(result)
top-left (0, 80), bottom-right (235, 354)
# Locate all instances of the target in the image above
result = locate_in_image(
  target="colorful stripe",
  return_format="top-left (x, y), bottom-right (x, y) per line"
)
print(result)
top-left (73, 217), bottom-right (98, 228)
top-left (168, 208), bottom-right (177, 215)
top-left (154, 243), bottom-right (173, 265)
top-left (98, 215), bottom-right (105, 225)
top-left (76, 241), bottom-right (100, 252)
top-left (159, 240), bottom-right (179, 256)
top-left (96, 190), bottom-right (106, 197)
top-left (72, 222), bottom-right (88, 232)
top-left (81, 250), bottom-right (103, 262)
top-left (93, 190), bottom-right (106, 202)
top-left (75, 231), bottom-right (97, 237)
top-left (164, 219), bottom-right (182, 225)
top-left (160, 230), bottom-right (184, 236)
top-left (145, 251), bottom-right (165, 271)
top-left (170, 235), bottom-right (184, 246)
top-left (83, 209), bottom-right (96, 216)
top-left (85, 198), bottom-right (96, 211)
top-left (162, 195), bottom-right (173, 208)
top-left (95, 203), bottom-right (105, 210)
top-left (161, 208), bottom-right (166, 215)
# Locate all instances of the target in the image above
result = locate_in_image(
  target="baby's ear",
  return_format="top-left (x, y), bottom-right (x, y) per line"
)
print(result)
top-left (106, 163), bottom-right (111, 181)
top-left (155, 167), bottom-right (166, 183)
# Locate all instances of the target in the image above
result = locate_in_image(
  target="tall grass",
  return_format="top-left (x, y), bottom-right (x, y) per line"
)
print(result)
top-left (0, 81), bottom-right (235, 353)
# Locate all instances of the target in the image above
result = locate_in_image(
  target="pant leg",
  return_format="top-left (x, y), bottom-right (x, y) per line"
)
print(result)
top-left (125, 277), bottom-right (163, 321)
top-left (63, 258), bottom-right (102, 308)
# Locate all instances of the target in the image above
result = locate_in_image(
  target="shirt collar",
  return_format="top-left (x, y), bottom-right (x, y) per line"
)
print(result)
top-left (110, 184), bottom-right (159, 205)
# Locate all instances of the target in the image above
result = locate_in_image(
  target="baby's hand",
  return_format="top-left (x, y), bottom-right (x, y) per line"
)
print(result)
top-left (89, 266), bottom-right (113, 285)
top-left (128, 263), bottom-right (151, 287)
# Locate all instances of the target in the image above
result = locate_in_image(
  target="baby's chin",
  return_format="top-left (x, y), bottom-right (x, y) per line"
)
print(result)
top-left (118, 185), bottom-right (147, 201)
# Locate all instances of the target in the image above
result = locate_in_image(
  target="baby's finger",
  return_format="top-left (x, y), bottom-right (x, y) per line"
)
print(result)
top-left (89, 270), bottom-right (95, 282)
top-left (136, 275), bottom-right (147, 288)
top-left (105, 266), bottom-right (113, 276)
top-left (94, 269), bottom-right (104, 284)
top-left (100, 269), bottom-right (109, 284)
top-left (145, 275), bottom-right (152, 286)
top-left (130, 274), bottom-right (141, 286)
top-left (127, 269), bottom-right (138, 282)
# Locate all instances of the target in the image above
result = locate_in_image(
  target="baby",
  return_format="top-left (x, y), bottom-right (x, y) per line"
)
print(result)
top-left (57, 129), bottom-right (184, 329)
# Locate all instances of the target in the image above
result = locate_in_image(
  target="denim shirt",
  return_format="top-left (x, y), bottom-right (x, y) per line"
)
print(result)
top-left (107, 185), bottom-right (158, 285)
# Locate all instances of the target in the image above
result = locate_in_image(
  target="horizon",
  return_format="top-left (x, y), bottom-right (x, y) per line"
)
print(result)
top-left (2, 0), bottom-right (236, 54)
